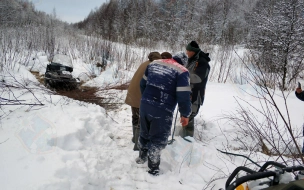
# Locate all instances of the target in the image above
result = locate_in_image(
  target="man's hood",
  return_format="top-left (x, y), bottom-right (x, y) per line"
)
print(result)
top-left (201, 51), bottom-right (210, 62)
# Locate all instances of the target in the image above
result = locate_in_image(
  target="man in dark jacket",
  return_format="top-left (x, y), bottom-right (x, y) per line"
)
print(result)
top-left (179, 41), bottom-right (211, 138)
top-left (295, 85), bottom-right (304, 153)
top-left (136, 54), bottom-right (191, 176)
top-left (295, 86), bottom-right (304, 101)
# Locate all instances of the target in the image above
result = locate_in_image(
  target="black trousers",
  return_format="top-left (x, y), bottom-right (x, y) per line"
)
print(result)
top-left (131, 107), bottom-right (140, 127)
top-left (131, 107), bottom-right (140, 151)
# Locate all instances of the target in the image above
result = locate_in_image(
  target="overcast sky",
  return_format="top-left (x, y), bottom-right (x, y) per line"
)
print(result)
top-left (29, 0), bottom-right (108, 23)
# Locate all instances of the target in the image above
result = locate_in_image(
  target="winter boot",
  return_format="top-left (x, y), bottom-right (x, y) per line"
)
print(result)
top-left (135, 149), bottom-right (148, 164)
top-left (147, 156), bottom-right (160, 176)
top-left (148, 168), bottom-right (159, 176)
top-left (133, 126), bottom-right (140, 151)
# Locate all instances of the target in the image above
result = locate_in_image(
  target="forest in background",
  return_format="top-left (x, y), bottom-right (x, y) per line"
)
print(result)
top-left (1, 0), bottom-right (304, 89)
top-left (77, 0), bottom-right (257, 47)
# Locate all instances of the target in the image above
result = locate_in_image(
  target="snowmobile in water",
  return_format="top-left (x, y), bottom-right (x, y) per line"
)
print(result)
top-left (222, 161), bottom-right (304, 190)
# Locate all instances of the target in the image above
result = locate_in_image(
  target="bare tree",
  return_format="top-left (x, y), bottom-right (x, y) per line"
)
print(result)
top-left (248, 0), bottom-right (304, 90)
top-left (227, 51), bottom-right (304, 165)
top-left (76, 0), bottom-right (258, 46)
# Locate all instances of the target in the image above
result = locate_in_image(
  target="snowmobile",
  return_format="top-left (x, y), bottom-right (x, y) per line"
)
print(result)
top-left (44, 62), bottom-right (79, 89)
top-left (44, 54), bottom-right (80, 89)
top-left (223, 161), bottom-right (304, 190)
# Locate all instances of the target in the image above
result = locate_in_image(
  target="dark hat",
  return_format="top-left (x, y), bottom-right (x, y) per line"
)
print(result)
top-left (161, 52), bottom-right (172, 59)
top-left (186, 41), bottom-right (200, 53)
top-left (173, 51), bottom-right (188, 66)
top-left (148, 52), bottom-right (161, 61)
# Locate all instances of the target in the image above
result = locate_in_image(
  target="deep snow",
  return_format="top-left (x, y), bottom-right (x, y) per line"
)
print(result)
top-left (1, 52), bottom-right (304, 190)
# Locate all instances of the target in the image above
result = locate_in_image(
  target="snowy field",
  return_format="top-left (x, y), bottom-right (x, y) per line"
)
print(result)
top-left (1, 51), bottom-right (304, 190)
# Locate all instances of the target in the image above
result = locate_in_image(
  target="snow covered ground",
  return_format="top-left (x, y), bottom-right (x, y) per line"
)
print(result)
top-left (1, 52), bottom-right (304, 190)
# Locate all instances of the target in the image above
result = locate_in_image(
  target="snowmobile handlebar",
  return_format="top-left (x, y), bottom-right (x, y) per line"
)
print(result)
top-left (258, 161), bottom-right (286, 172)
top-left (225, 161), bottom-right (304, 190)
top-left (283, 165), bottom-right (304, 173)
top-left (226, 171), bottom-right (277, 190)
top-left (258, 161), bottom-right (304, 173)
top-left (225, 166), bottom-right (256, 189)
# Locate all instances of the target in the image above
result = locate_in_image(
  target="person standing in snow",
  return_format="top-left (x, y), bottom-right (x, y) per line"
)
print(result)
top-left (295, 85), bottom-right (304, 101)
top-left (136, 53), bottom-right (191, 176)
top-left (179, 41), bottom-right (211, 138)
top-left (295, 85), bottom-right (304, 154)
top-left (125, 52), bottom-right (162, 151)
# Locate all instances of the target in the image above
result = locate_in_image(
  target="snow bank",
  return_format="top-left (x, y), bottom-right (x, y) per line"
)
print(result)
top-left (2, 77), bottom-right (303, 189)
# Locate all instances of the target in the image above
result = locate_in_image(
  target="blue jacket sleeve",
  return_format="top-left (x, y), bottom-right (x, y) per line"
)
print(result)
top-left (295, 91), bottom-right (304, 101)
top-left (176, 71), bottom-right (191, 117)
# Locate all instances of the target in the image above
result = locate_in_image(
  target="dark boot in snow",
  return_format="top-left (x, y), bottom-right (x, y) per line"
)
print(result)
top-left (133, 126), bottom-right (140, 151)
top-left (135, 149), bottom-right (148, 164)
top-left (148, 156), bottom-right (160, 176)
top-left (148, 168), bottom-right (159, 176)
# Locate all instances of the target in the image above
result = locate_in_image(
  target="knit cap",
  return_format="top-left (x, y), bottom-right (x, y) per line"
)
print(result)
top-left (173, 51), bottom-right (188, 66)
top-left (186, 41), bottom-right (200, 53)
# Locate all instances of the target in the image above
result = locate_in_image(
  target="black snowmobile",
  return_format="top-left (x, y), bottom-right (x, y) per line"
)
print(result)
top-left (44, 62), bottom-right (79, 89)
top-left (223, 161), bottom-right (304, 190)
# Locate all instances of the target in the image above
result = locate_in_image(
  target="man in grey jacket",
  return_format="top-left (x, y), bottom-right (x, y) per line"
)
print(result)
top-left (179, 41), bottom-right (211, 138)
